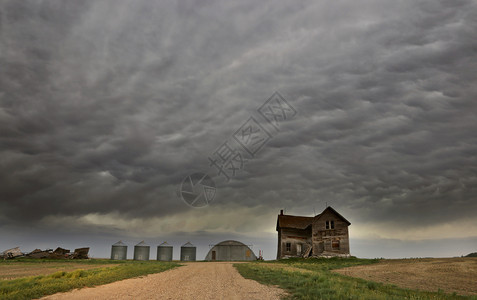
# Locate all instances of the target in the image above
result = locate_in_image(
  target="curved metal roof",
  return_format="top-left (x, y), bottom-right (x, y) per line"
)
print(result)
top-left (205, 240), bottom-right (257, 261)
top-left (213, 240), bottom-right (249, 246)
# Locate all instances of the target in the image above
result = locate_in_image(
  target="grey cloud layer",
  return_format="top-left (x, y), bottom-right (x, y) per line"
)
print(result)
top-left (1, 0), bottom-right (476, 235)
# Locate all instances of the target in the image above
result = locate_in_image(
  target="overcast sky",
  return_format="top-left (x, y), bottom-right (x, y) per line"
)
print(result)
top-left (1, 0), bottom-right (476, 259)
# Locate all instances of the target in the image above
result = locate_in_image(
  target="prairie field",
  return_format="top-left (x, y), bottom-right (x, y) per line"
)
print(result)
top-left (0, 258), bottom-right (178, 299)
top-left (0, 260), bottom-right (119, 280)
top-left (1, 257), bottom-right (476, 299)
top-left (235, 257), bottom-right (477, 299)
top-left (334, 257), bottom-right (477, 296)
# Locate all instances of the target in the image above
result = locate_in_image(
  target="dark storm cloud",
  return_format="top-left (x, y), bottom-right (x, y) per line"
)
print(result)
top-left (1, 0), bottom-right (476, 246)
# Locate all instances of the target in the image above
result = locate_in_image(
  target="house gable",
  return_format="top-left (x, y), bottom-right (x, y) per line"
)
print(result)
top-left (313, 206), bottom-right (351, 226)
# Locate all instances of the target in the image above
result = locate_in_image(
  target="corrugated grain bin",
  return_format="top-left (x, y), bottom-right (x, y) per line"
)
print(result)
top-left (133, 241), bottom-right (150, 261)
top-left (157, 242), bottom-right (173, 261)
top-left (111, 241), bottom-right (128, 260)
top-left (180, 242), bottom-right (196, 261)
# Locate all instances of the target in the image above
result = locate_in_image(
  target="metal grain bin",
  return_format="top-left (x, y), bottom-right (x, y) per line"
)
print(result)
top-left (111, 240), bottom-right (128, 260)
top-left (180, 242), bottom-right (196, 261)
top-left (157, 242), bottom-right (173, 261)
top-left (133, 241), bottom-right (150, 261)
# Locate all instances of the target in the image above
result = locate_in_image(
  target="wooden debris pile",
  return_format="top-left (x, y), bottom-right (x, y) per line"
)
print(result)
top-left (70, 247), bottom-right (89, 259)
top-left (1, 246), bottom-right (90, 260)
top-left (0, 247), bottom-right (24, 259)
top-left (301, 243), bottom-right (312, 258)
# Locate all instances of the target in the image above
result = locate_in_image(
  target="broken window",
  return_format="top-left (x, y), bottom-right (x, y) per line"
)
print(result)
top-left (332, 239), bottom-right (340, 250)
top-left (286, 242), bottom-right (291, 252)
top-left (326, 220), bottom-right (335, 229)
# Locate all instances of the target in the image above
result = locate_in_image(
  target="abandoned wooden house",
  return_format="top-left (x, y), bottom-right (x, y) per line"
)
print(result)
top-left (276, 206), bottom-right (351, 259)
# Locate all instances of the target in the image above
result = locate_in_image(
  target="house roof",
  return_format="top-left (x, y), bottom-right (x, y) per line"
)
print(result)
top-left (276, 206), bottom-right (351, 231)
top-left (314, 206), bottom-right (351, 225)
top-left (276, 215), bottom-right (313, 231)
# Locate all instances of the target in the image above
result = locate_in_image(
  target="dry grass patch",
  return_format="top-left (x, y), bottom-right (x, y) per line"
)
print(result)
top-left (0, 263), bottom-right (119, 280)
top-left (255, 263), bottom-right (314, 274)
top-left (0, 260), bottom-right (179, 299)
top-left (334, 257), bottom-right (477, 296)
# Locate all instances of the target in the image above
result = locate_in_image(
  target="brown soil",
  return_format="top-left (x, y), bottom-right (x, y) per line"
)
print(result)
top-left (334, 257), bottom-right (477, 296)
top-left (0, 263), bottom-right (118, 280)
top-left (42, 262), bottom-right (285, 300)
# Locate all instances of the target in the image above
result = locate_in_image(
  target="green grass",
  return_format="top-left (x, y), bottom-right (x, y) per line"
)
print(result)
top-left (234, 258), bottom-right (477, 300)
top-left (0, 259), bottom-right (179, 300)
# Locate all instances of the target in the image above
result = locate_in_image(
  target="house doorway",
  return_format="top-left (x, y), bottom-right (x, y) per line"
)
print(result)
top-left (297, 244), bottom-right (302, 255)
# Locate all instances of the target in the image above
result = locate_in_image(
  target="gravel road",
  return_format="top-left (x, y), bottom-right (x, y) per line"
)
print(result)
top-left (42, 262), bottom-right (285, 300)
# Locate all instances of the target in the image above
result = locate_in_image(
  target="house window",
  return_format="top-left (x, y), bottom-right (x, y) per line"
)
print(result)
top-left (326, 220), bottom-right (335, 229)
top-left (332, 239), bottom-right (340, 250)
top-left (286, 242), bottom-right (291, 252)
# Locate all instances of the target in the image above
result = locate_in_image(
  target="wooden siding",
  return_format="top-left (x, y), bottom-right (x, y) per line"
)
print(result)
top-left (277, 207), bottom-right (350, 259)
top-left (312, 209), bottom-right (350, 255)
top-left (277, 227), bottom-right (311, 259)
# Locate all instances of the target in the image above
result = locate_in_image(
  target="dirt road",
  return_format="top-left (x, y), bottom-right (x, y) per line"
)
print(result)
top-left (42, 262), bottom-right (285, 300)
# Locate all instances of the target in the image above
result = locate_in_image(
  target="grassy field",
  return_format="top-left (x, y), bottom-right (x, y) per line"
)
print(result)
top-left (234, 257), bottom-right (477, 300)
top-left (0, 258), bottom-right (179, 299)
top-left (334, 257), bottom-right (477, 296)
top-left (0, 259), bottom-right (121, 280)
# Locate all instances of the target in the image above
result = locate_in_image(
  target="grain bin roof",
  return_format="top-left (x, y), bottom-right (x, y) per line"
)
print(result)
top-left (182, 242), bottom-right (195, 247)
top-left (113, 241), bottom-right (126, 246)
top-left (135, 241), bottom-right (149, 246)
top-left (159, 242), bottom-right (172, 247)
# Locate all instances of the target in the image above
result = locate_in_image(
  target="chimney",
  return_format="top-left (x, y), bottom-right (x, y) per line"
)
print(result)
top-left (280, 209), bottom-right (284, 215)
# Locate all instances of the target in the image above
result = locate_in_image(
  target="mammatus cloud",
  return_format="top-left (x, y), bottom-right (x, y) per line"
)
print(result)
top-left (39, 204), bottom-right (277, 237)
top-left (1, 0), bottom-right (476, 258)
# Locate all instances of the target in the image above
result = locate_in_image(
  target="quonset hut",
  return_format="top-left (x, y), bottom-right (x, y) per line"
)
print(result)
top-left (110, 241), bottom-right (127, 260)
top-left (205, 240), bottom-right (257, 261)
top-left (157, 242), bottom-right (173, 261)
top-left (133, 241), bottom-right (150, 261)
top-left (180, 242), bottom-right (196, 261)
